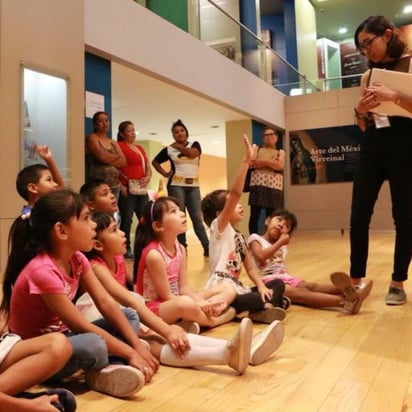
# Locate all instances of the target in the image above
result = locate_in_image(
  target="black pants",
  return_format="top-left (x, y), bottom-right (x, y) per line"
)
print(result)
top-left (350, 117), bottom-right (412, 281)
top-left (231, 278), bottom-right (285, 313)
top-left (248, 205), bottom-right (275, 235)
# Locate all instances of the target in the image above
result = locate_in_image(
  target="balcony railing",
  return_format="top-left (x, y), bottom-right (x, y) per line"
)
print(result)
top-left (137, 0), bottom-right (361, 95)
top-left (191, 0), bottom-right (320, 96)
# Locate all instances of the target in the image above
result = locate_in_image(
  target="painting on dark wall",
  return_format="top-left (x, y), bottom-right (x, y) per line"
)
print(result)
top-left (289, 125), bottom-right (362, 185)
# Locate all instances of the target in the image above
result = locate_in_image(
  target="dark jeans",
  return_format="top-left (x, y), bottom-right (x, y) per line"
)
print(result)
top-left (118, 192), bottom-right (149, 250)
top-left (248, 205), bottom-right (275, 235)
top-left (167, 185), bottom-right (209, 252)
top-left (50, 308), bottom-right (140, 381)
top-left (350, 118), bottom-right (412, 282)
top-left (231, 278), bottom-right (285, 313)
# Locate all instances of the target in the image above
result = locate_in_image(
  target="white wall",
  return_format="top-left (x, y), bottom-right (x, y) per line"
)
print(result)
top-left (295, 0), bottom-right (318, 85)
top-left (0, 0), bottom-right (85, 272)
top-left (84, 0), bottom-right (285, 130)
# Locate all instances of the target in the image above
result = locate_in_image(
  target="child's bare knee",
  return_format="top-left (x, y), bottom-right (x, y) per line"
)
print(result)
top-left (175, 295), bottom-right (197, 312)
top-left (47, 333), bottom-right (72, 358)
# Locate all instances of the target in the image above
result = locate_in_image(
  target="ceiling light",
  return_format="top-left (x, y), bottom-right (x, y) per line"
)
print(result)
top-left (210, 125), bottom-right (220, 128)
top-left (404, 5), bottom-right (412, 13)
top-left (149, 132), bottom-right (157, 135)
top-left (338, 27), bottom-right (347, 34)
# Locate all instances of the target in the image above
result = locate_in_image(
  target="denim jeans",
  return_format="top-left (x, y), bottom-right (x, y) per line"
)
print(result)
top-left (167, 185), bottom-right (209, 252)
top-left (350, 117), bottom-right (412, 282)
top-left (50, 308), bottom-right (140, 380)
top-left (118, 192), bottom-right (149, 250)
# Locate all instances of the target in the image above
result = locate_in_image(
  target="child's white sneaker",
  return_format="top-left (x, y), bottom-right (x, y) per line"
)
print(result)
top-left (250, 320), bottom-right (284, 366)
top-left (227, 318), bottom-right (253, 374)
top-left (86, 364), bottom-right (145, 398)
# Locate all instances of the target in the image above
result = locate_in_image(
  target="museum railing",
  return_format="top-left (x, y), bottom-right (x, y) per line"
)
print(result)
top-left (190, 0), bottom-right (320, 96)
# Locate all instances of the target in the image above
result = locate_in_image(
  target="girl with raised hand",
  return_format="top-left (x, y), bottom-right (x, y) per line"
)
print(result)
top-left (201, 135), bottom-right (287, 324)
top-left (1, 189), bottom-right (158, 398)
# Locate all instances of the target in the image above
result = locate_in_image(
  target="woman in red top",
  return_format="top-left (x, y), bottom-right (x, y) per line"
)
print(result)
top-left (117, 121), bottom-right (152, 259)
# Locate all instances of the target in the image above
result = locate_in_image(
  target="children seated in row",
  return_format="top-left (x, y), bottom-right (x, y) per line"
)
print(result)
top-left (0, 326), bottom-right (76, 412)
top-left (2, 190), bottom-right (155, 398)
top-left (201, 135), bottom-right (286, 324)
top-left (247, 210), bottom-right (373, 314)
top-left (84, 211), bottom-right (284, 369)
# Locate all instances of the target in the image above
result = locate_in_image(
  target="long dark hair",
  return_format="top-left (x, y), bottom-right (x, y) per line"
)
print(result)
top-left (1, 189), bottom-right (86, 315)
top-left (85, 211), bottom-right (114, 260)
top-left (117, 120), bottom-right (133, 142)
top-left (354, 15), bottom-right (406, 68)
top-left (92, 111), bottom-right (109, 132)
top-left (133, 196), bottom-right (180, 280)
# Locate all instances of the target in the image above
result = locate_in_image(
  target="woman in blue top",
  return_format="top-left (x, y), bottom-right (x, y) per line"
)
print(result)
top-left (152, 119), bottom-right (209, 256)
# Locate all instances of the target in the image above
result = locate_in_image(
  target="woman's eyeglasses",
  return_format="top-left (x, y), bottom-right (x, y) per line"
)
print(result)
top-left (357, 35), bottom-right (379, 54)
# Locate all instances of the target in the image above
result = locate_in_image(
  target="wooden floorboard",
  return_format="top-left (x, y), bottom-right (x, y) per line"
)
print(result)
top-left (35, 230), bottom-right (412, 411)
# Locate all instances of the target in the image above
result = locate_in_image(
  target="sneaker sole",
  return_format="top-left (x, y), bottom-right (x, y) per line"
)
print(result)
top-left (86, 366), bottom-right (145, 398)
top-left (210, 306), bottom-right (236, 327)
top-left (249, 307), bottom-right (287, 324)
top-left (351, 280), bottom-right (373, 314)
top-left (330, 272), bottom-right (358, 301)
top-left (250, 320), bottom-right (285, 366)
top-left (228, 318), bottom-right (253, 374)
top-left (385, 290), bottom-right (406, 305)
top-left (175, 320), bottom-right (201, 334)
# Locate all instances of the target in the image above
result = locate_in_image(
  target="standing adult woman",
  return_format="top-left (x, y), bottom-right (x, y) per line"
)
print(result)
top-left (248, 127), bottom-right (285, 235)
top-left (152, 119), bottom-right (209, 256)
top-left (351, 15), bottom-right (412, 305)
top-left (117, 121), bottom-right (152, 259)
top-left (85, 111), bottom-right (126, 200)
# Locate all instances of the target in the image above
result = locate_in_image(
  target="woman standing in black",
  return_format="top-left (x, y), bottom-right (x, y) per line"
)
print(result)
top-left (350, 16), bottom-right (412, 305)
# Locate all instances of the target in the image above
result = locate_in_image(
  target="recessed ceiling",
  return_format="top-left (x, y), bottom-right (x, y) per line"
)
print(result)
top-left (111, 63), bottom-right (247, 158)
top-left (260, 0), bottom-right (412, 41)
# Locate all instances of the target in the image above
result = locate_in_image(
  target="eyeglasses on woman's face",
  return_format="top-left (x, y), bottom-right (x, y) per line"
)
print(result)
top-left (357, 35), bottom-right (379, 54)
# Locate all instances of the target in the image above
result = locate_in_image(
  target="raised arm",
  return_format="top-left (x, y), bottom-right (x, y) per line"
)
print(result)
top-left (217, 135), bottom-right (257, 233)
top-left (35, 145), bottom-right (65, 188)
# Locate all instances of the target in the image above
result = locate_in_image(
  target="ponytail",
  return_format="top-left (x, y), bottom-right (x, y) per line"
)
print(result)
top-left (1, 216), bottom-right (37, 315)
top-left (133, 196), bottom-right (180, 281)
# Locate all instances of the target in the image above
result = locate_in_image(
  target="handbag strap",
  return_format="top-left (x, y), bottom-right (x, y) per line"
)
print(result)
top-left (128, 144), bottom-right (146, 173)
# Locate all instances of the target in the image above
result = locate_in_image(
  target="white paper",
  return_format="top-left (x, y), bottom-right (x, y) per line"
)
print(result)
top-left (85, 91), bottom-right (105, 118)
top-left (368, 68), bottom-right (412, 118)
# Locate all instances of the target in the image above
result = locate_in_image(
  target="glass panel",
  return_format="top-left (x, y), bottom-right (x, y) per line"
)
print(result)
top-left (193, 0), bottom-right (318, 95)
top-left (21, 65), bottom-right (68, 181)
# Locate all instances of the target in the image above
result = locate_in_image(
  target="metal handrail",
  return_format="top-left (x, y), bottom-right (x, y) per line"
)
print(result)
top-left (205, 0), bottom-right (320, 92)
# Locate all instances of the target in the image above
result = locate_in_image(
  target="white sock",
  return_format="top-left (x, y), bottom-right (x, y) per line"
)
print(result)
top-left (160, 334), bottom-right (229, 367)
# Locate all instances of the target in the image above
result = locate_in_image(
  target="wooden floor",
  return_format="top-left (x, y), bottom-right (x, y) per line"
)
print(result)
top-left (56, 231), bottom-right (412, 411)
